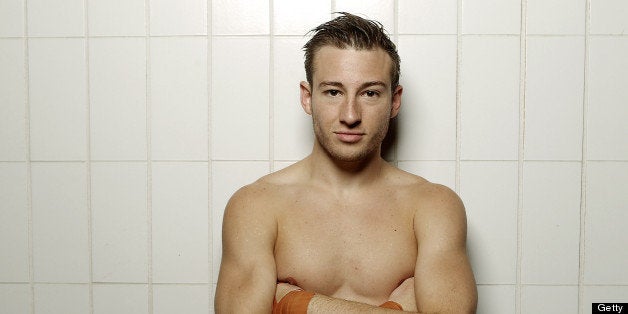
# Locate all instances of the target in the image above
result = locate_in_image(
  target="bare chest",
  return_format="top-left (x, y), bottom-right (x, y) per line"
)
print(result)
top-left (274, 196), bottom-right (417, 304)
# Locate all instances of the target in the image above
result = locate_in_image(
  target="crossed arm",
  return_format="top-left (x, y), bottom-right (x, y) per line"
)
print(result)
top-left (214, 185), bottom-right (477, 313)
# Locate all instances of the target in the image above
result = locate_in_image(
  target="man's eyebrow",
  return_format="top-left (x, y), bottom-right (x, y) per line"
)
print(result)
top-left (318, 81), bottom-right (388, 89)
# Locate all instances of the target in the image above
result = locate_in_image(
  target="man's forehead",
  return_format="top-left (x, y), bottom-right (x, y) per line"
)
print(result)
top-left (311, 46), bottom-right (393, 85)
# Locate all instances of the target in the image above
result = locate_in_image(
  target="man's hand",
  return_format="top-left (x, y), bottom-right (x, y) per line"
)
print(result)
top-left (388, 277), bottom-right (417, 312)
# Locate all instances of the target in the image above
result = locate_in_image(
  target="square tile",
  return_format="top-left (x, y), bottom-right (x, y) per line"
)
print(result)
top-left (590, 0), bottom-right (628, 34)
top-left (584, 162), bottom-right (628, 284)
top-left (150, 37), bottom-right (208, 161)
top-left (476, 285), bottom-right (516, 314)
top-left (29, 38), bottom-right (87, 161)
top-left (334, 0), bottom-right (395, 33)
top-left (211, 161), bottom-right (269, 282)
top-left (524, 37), bottom-right (584, 161)
top-left (0, 284), bottom-right (30, 314)
top-left (397, 161), bottom-right (456, 191)
top-left (91, 162), bottom-right (148, 283)
top-left (87, 0), bottom-right (145, 36)
top-left (526, 0), bottom-right (585, 34)
top-left (460, 36), bottom-right (520, 161)
top-left (212, 37), bottom-right (269, 160)
top-left (93, 284), bottom-right (149, 314)
top-left (521, 162), bottom-right (581, 284)
top-left (521, 285), bottom-right (578, 314)
top-left (582, 285), bottom-right (628, 312)
top-left (212, 0), bottom-right (269, 35)
top-left (0, 0), bottom-right (24, 37)
top-left (0, 163), bottom-right (29, 282)
top-left (587, 37), bottom-right (628, 160)
top-left (0, 39), bottom-right (27, 161)
top-left (397, 35), bottom-right (457, 161)
top-left (398, 0), bottom-right (457, 34)
top-left (152, 162), bottom-right (209, 283)
top-left (460, 161), bottom-right (518, 284)
top-left (90, 37), bottom-right (147, 161)
top-left (27, 0), bottom-right (84, 37)
top-left (273, 0), bottom-right (331, 35)
top-left (273, 37), bottom-right (314, 161)
top-left (153, 284), bottom-right (210, 314)
top-left (31, 162), bottom-right (89, 283)
top-left (462, 0), bottom-right (521, 34)
top-left (150, 0), bottom-right (206, 36)
top-left (34, 284), bottom-right (89, 314)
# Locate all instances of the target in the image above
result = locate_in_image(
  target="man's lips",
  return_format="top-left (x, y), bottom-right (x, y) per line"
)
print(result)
top-left (334, 131), bottom-right (365, 143)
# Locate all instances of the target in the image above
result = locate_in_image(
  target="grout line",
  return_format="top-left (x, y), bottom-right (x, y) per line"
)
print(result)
top-left (269, 0), bottom-right (275, 173)
top-left (578, 1), bottom-right (591, 313)
top-left (23, 0), bottom-right (34, 312)
top-left (144, 0), bottom-right (153, 312)
top-left (455, 0), bottom-right (462, 193)
top-left (83, 0), bottom-right (94, 312)
top-left (516, 1), bottom-right (529, 313)
top-left (207, 0), bottom-right (214, 310)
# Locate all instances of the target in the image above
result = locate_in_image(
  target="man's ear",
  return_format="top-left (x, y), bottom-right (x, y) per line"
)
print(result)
top-left (300, 81), bottom-right (313, 115)
top-left (390, 85), bottom-right (403, 119)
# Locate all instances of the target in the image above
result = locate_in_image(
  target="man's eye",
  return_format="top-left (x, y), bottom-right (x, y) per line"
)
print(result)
top-left (364, 90), bottom-right (379, 97)
top-left (326, 90), bottom-right (341, 96)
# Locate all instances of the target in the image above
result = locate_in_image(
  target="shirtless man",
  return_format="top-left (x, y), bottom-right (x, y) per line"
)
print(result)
top-left (215, 13), bottom-right (477, 313)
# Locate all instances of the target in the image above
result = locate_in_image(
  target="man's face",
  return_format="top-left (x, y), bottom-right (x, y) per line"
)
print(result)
top-left (300, 46), bottom-right (402, 162)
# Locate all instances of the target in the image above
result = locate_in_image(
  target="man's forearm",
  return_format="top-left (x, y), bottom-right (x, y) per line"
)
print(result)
top-left (308, 294), bottom-right (412, 313)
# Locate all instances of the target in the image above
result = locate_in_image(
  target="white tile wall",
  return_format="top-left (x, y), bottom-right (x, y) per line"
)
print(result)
top-left (91, 162), bottom-right (148, 283)
top-left (89, 38), bottom-right (147, 161)
top-left (524, 36), bottom-right (584, 161)
top-left (587, 37), bottom-right (628, 160)
top-left (152, 162), bottom-right (209, 284)
top-left (31, 163), bottom-right (89, 283)
top-left (211, 37), bottom-right (269, 160)
top-left (0, 0), bottom-right (24, 37)
top-left (460, 161), bottom-right (518, 284)
top-left (153, 284), bottom-right (210, 314)
top-left (150, 37), bottom-right (208, 161)
top-left (273, 37), bottom-right (314, 161)
top-left (460, 36), bottom-right (520, 161)
top-left (87, 0), bottom-right (146, 36)
top-left (398, 0), bottom-right (457, 35)
top-left (273, 0), bottom-right (330, 36)
top-left (527, 0), bottom-right (585, 35)
top-left (397, 35), bottom-right (457, 161)
top-left (521, 162), bottom-right (581, 284)
top-left (462, 0), bottom-right (521, 34)
top-left (150, 0), bottom-right (207, 36)
top-left (476, 285), bottom-right (516, 314)
top-left (212, 0), bottom-right (269, 35)
top-left (29, 38), bottom-right (87, 161)
top-left (27, 0), bottom-right (84, 37)
top-left (93, 284), bottom-right (149, 314)
top-left (0, 163), bottom-right (29, 282)
top-left (0, 39), bottom-right (26, 160)
top-left (0, 284), bottom-right (31, 314)
top-left (521, 285), bottom-right (578, 314)
top-left (590, 0), bottom-right (628, 34)
top-left (2, 1), bottom-right (627, 313)
top-left (584, 162), bottom-right (628, 284)
top-left (34, 284), bottom-right (89, 314)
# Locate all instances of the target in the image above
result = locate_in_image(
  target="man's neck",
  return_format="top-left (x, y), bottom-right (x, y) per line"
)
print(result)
top-left (304, 144), bottom-right (388, 192)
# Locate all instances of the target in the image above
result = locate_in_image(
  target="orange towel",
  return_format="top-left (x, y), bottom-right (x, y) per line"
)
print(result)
top-left (272, 290), bottom-right (315, 314)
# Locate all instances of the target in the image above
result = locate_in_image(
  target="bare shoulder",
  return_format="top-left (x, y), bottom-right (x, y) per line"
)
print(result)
top-left (388, 167), bottom-right (467, 235)
top-left (224, 162), bottom-right (304, 219)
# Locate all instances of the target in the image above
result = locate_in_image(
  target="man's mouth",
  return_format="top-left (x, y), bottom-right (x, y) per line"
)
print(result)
top-left (334, 132), bottom-right (364, 143)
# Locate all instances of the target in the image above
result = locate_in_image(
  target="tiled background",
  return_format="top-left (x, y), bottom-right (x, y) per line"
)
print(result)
top-left (1, 0), bottom-right (627, 313)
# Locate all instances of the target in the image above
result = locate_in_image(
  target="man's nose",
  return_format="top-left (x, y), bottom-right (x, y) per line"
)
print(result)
top-left (340, 97), bottom-right (361, 127)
